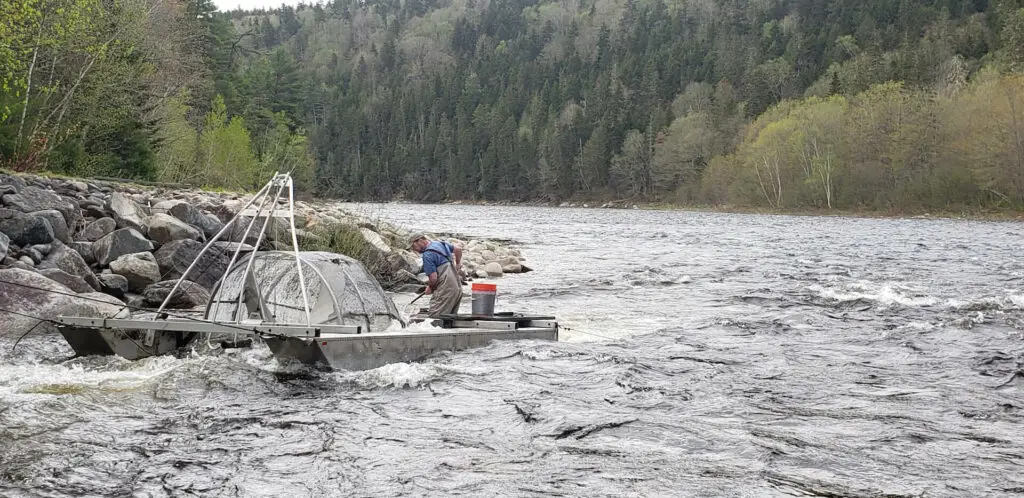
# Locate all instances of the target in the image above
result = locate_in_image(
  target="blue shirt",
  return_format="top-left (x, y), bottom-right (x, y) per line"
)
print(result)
top-left (421, 241), bottom-right (455, 276)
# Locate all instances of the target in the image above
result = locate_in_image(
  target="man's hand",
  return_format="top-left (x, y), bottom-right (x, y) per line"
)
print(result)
top-left (424, 285), bottom-right (433, 295)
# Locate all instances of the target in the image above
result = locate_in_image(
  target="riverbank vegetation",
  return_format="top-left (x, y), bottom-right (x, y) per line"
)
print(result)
top-left (2, 0), bottom-right (1024, 213)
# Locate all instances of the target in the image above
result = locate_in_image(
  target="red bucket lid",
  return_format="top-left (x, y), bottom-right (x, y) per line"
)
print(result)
top-left (471, 283), bottom-right (497, 291)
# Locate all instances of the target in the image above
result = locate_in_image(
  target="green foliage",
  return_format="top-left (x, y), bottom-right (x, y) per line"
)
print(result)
top-left (197, 95), bottom-right (259, 189)
top-left (299, 222), bottom-right (394, 284)
top-left (3, 0), bottom-right (1024, 213)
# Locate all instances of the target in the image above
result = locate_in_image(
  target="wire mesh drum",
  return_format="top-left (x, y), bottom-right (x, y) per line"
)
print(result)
top-left (205, 251), bottom-right (403, 332)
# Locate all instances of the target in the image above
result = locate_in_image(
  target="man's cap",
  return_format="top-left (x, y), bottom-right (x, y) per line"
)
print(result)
top-left (407, 233), bottom-right (426, 247)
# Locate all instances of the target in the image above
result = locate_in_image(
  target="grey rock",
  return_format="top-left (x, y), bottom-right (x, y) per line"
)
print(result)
top-left (393, 283), bottom-right (425, 294)
top-left (483, 262), bottom-right (504, 277)
top-left (125, 293), bottom-right (147, 310)
top-left (92, 228), bottom-right (153, 267)
top-left (153, 239), bottom-right (230, 290)
top-left (39, 243), bottom-right (101, 291)
top-left (8, 259), bottom-right (34, 271)
top-left (97, 273), bottom-right (129, 298)
top-left (79, 198), bottom-right (103, 210)
top-left (0, 209), bottom-right (54, 246)
top-left (107, 192), bottom-right (148, 233)
top-left (501, 263), bottom-right (523, 274)
top-left (22, 247), bottom-right (43, 264)
top-left (30, 244), bottom-right (52, 256)
top-left (70, 241), bottom-right (96, 266)
top-left (210, 241), bottom-right (255, 254)
top-left (198, 214), bottom-right (225, 240)
top-left (78, 217), bottom-right (116, 242)
top-left (0, 175), bottom-right (26, 193)
top-left (38, 268), bottom-right (93, 293)
top-left (68, 180), bottom-right (89, 193)
top-left (17, 256), bottom-right (34, 267)
top-left (29, 210), bottom-right (70, 244)
top-left (1, 186), bottom-right (77, 227)
top-left (109, 252), bottom-right (161, 293)
top-left (83, 204), bottom-right (108, 220)
top-left (0, 268), bottom-right (130, 338)
top-left (395, 269), bottom-right (420, 284)
top-left (153, 200), bottom-right (224, 240)
top-left (227, 217), bottom-right (266, 245)
top-left (0, 232), bottom-right (8, 260)
top-left (360, 228), bottom-right (393, 254)
top-left (142, 280), bottom-right (211, 309)
top-left (147, 213), bottom-right (202, 245)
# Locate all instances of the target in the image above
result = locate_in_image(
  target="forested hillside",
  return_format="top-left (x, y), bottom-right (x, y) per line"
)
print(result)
top-left (4, 0), bottom-right (1024, 211)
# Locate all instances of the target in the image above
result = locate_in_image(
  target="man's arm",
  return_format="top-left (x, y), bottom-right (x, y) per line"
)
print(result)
top-left (426, 271), bottom-right (439, 293)
top-left (453, 245), bottom-right (462, 268)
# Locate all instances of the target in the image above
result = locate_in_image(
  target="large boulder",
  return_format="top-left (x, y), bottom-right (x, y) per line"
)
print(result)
top-left (0, 209), bottom-right (54, 246)
top-left (80, 200), bottom-right (108, 220)
top-left (1, 186), bottom-right (78, 227)
top-left (70, 241), bottom-right (95, 265)
top-left (483, 262), bottom-right (504, 277)
top-left (31, 209), bottom-right (70, 244)
top-left (0, 269), bottom-right (128, 338)
top-left (78, 217), bottom-right (116, 242)
top-left (92, 228), bottom-right (153, 267)
top-left (98, 273), bottom-right (129, 298)
top-left (153, 239), bottom-right (231, 290)
top-left (0, 175), bottom-right (26, 194)
top-left (360, 227), bottom-right (393, 254)
top-left (21, 247), bottom-right (43, 264)
top-left (142, 280), bottom-right (211, 309)
top-left (147, 213), bottom-right (202, 245)
top-left (0, 232), bottom-right (8, 261)
top-left (501, 263), bottom-right (523, 274)
top-left (107, 192), bottom-right (148, 233)
top-left (109, 252), bottom-right (161, 293)
top-left (39, 243), bottom-right (101, 291)
top-left (38, 268), bottom-right (94, 294)
top-left (153, 200), bottom-right (224, 240)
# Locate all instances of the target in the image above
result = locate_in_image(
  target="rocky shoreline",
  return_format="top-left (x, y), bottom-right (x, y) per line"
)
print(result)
top-left (0, 173), bottom-right (530, 337)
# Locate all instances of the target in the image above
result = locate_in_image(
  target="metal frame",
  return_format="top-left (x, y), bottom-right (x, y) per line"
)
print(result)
top-left (60, 172), bottom-right (315, 337)
top-left (444, 319), bottom-right (559, 330)
top-left (201, 173), bottom-right (312, 324)
top-left (55, 316), bottom-right (361, 338)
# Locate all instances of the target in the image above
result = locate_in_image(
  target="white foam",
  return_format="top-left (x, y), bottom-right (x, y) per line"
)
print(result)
top-left (808, 281), bottom-right (939, 307)
top-left (335, 361), bottom-right (458, 389)
top-left (896, 321), bottom-right (937, 332)
top-left (1009, 292), bottom-right (1024, 309)
top-left (0, 355), bottom-right (184, 400)
top-left (944, 291), bottom-right (1024, 311)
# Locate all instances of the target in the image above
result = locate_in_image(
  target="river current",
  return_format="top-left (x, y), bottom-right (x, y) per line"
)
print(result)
top-left (1, 204), bottom-right (1022, 497)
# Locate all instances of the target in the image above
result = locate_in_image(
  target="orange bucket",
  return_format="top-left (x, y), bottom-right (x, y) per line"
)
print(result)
top-left (471, 283), bottom-right (497, 315)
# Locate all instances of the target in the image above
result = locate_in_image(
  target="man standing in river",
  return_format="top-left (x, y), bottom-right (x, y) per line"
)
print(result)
top-left (409, 233), bottom-right (463, 317)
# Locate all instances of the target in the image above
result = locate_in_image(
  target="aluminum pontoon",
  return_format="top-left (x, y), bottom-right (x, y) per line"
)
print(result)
top-left (55, 172), bottom-right (558, 371)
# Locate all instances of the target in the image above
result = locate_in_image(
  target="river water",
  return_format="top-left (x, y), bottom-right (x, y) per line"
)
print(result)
top-left (1, 205), bottom-right (1023, 497)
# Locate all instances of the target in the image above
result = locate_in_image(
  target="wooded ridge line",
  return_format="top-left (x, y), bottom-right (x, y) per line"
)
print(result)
top-left (2, 0), bottom-right (1024, 212)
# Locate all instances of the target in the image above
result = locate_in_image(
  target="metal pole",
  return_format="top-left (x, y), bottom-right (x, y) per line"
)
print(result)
top-left (155, 179), bottom-right (274, 316)
top-left (287, 175), bottom-right (312, 326)
top-left (207, 175), bottom-right (281, 320)
top-left (233, 177), bottom-right (289, 323)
